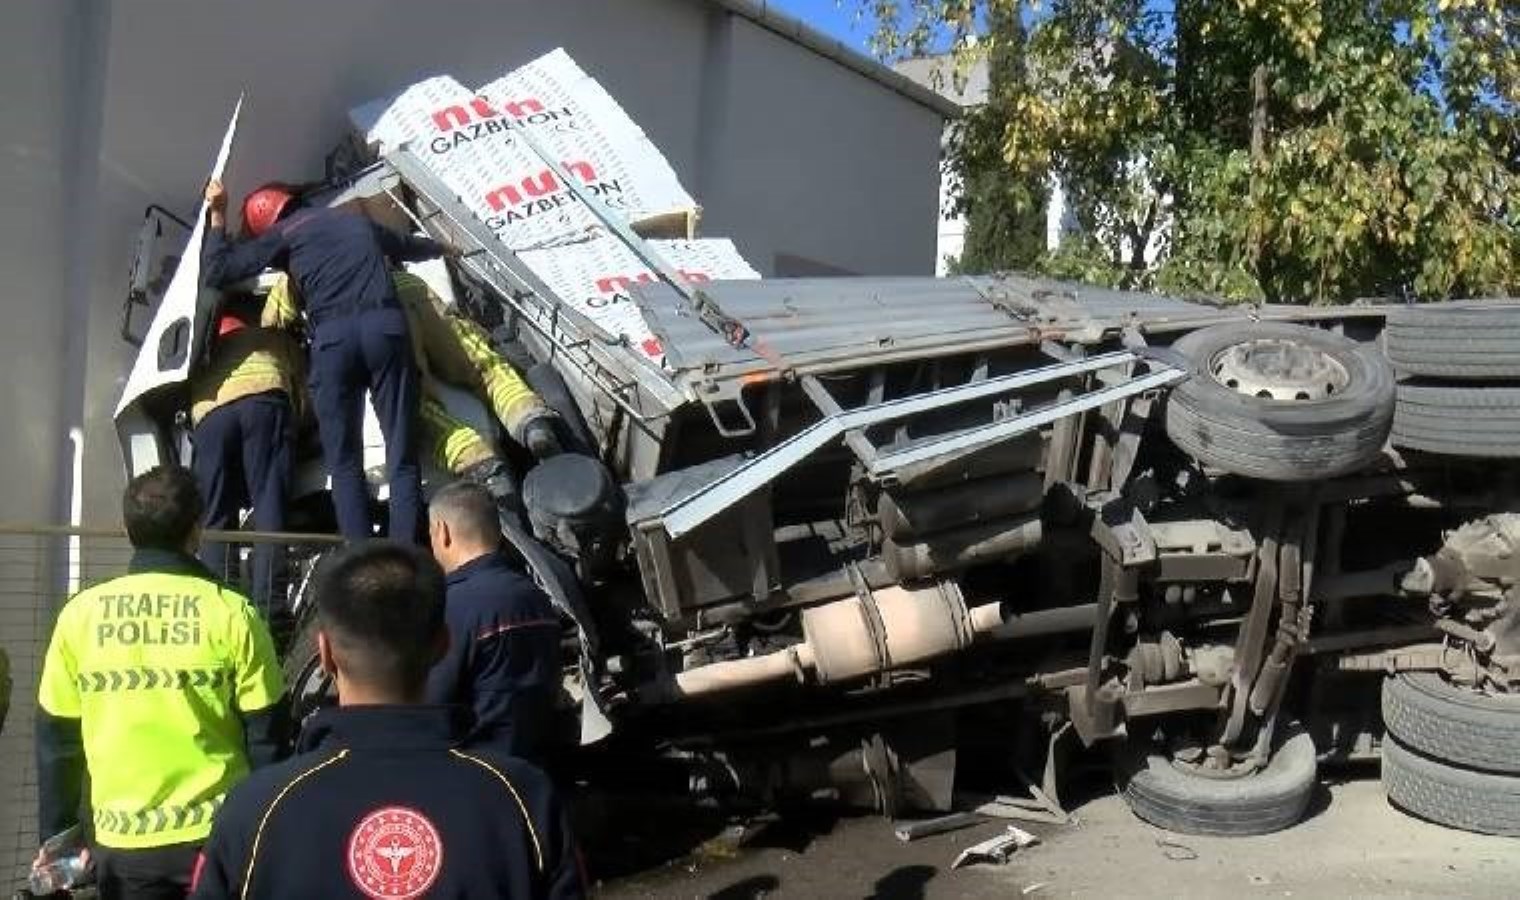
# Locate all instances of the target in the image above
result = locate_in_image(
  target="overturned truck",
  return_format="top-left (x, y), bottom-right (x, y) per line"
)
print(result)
top-left (117, 124), bottom-right (1520, 840)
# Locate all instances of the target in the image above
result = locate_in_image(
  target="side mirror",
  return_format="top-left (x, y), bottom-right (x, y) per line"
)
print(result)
top-left (122, 204), bottom-right (192, 347)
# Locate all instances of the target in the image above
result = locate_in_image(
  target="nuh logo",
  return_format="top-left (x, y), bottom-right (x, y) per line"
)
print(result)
top-left (430, 96), bottom-right (547, 132)
top-left (483, 162), bottom-right (599, 212)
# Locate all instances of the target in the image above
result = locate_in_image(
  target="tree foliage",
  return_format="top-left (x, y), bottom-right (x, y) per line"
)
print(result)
top-left (944, 5), bottom-right (1048, 273)
top-left (862, 0), bottom-right (1518, 302)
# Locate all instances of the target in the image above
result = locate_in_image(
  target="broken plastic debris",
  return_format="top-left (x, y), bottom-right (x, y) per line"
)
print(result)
top-left (951, 825), bottom-right (1039, 869)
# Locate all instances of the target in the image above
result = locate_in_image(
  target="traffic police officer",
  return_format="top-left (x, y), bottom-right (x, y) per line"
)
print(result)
top-left (201, 179), bottom-right (447, 543)
top-left (191, 541), bottom-right (584, 900)
top-left (426, 481), bottom-right (562, 763)
top-left (189, 279), bottom-right (301, 617)
top-left (34, 465), bottom-right (284, 900)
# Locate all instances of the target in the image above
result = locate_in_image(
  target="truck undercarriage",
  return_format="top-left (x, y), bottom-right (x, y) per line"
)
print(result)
top-left (117, 143), bottom-right (1520, 838)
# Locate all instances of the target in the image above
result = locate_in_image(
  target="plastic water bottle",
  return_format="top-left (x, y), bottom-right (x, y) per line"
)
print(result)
top-left (28, 825), bottom-right (88, 894)
top-left (27, 852), bottom-right (87, 893)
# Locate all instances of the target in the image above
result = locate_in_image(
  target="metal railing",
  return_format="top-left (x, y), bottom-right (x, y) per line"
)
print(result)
top-left (0, 525), bottom-right (337, 891)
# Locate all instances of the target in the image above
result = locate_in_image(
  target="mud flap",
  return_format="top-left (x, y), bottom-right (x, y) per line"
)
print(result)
top-left (498, 517), bottom-right (613, 745)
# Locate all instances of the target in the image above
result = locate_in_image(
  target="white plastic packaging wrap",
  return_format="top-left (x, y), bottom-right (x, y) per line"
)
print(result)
top-left (520, 237), bottom-right (761, 359)
top-left (349, 49), bottom-right (761, 362)
top-left (350, 51), bottom-right (695, 252)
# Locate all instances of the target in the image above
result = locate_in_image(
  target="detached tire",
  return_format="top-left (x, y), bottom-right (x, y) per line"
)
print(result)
top-left (1383, 738), bottom-right (1520, 836)
top-left (1386, 303), bottom-right (1520, 379)
top-left (1382, 673), bottom-right (1520, 774)
top-left (1392, 384), bottom-right (1520, 458)
top-left (1118, 729), bottom-right (1318, 836)
top-left (1164, 323), bottom-right (1394, 481)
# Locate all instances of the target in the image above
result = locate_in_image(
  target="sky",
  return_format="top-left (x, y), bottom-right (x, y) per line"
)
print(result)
top-left (762, 1), bottom-right (975, 58)
top-left (765, 0), bottom-right (876, 51)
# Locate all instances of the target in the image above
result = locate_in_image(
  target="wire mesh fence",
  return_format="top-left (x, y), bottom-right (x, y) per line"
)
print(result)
top-left (0, 525), bottom-right (337, 892)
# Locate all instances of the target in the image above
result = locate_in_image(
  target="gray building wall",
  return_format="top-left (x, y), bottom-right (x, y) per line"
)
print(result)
top-left (1, 4), bottom-right (90, 528)
top-left (0, 0), bottom-right (942, 533)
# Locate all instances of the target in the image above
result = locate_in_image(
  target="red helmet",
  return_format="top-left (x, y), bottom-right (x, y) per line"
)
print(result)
top-left (216, 313), bottom-right (248, 337)
top-left (240, 183), bottom-right (293, 236)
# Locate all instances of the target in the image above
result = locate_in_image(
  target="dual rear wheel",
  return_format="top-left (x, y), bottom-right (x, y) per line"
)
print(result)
top-left (1381, 672), bottom-right (1520, 836)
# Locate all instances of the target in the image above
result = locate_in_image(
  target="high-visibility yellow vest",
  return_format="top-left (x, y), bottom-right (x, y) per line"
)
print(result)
top-left (37, 565), bottom-right (283, 848)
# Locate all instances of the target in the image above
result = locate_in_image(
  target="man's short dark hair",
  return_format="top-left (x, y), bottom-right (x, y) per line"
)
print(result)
top-left (429, 480), bottom-right (501, 548)
top-left (123, 465), bottom-right (203, 551)
top-left (314, 541), bottom-right (447, 695)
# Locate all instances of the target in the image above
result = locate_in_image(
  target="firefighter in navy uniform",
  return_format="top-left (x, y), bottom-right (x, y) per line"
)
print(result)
top-left (426, 481), bottom-right (561, 764)
top-left (33, 466), bottom-right (284, 900)
top-left (190, 541), bottom-right (585, 900)
top-left (201, 179), bottom-right (449, 544)
top-left (189, 279), bottom-right (301, 618)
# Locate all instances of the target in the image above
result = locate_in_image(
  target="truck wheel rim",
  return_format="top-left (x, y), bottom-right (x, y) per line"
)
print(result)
top-left (1209, 339), bottom-right (1350, 401)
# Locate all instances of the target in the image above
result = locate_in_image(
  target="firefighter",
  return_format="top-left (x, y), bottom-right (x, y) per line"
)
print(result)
top-left (190, 541), bottom-right (584, 900)
top-left (33, 465), bottom-right (284, 900)
top-left (425, 481), bottom-right (561, 763)
top-left (396, 267), bottom-right (563, 515)
top-left (189, 280), bottom-right (301, 618)
top-left (265, 267), bottom-right (560, 506)
top-left (201, 179), bottom-right (447, 544)
top-left (394, 270), bottom-right (561, 462)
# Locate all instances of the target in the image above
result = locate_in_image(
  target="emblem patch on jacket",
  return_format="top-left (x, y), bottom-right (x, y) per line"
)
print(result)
top-left (347, 806), bottom-right (444, 898)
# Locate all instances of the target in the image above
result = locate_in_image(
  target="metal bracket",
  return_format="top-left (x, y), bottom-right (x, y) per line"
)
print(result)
top-left (658, 351), bottom-right (1181, 538)
top-left (1092, 507), bottom-right (1158, 568)
top-left (800, 375), bottom-right (878, 464)
top-left (865, 367), bottom-right (1183, 476)
top-left (699, 386), bottom-right (758, 439)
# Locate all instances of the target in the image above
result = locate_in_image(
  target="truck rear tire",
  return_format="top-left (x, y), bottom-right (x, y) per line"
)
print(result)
top-left (1383, 737), bottom-right (1520, 836)
top-left (1391, 384), bottom-right (1520, 458)
top-left (1382, 673), bottom-right (1520, 774)
top-left (1386, 304), bottom-right (1520, 379)
top-left (1163, 323), bottom-right (1394, 481)
top-left (280, 551), bottom-right (334, 727)
top-left (283, 611), bottom-right (332, 728)
top-left (1117, 729), bottom-right (1318, 836)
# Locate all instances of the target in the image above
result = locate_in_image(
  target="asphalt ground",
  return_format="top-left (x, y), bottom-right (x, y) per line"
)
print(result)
top-left (593, 766), bottom-right (1520, 900)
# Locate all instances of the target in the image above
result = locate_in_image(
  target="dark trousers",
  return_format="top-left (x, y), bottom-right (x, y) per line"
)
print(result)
top-left (94, 841), bottom-right (200, 900)
top-left (309, 306), bottom-right (422, 543)
top-left (192, 391), bottom-right (292, 617)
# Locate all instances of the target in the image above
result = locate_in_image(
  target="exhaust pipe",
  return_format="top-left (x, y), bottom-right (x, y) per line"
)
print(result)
top-left (670, 583), bottom-right (1095, 699)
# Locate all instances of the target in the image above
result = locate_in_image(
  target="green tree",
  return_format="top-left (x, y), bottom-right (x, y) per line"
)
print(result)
top-left (861, 0), bottom-right (1518, 302)
top-left (946, 5), bottom-right (1048, 273)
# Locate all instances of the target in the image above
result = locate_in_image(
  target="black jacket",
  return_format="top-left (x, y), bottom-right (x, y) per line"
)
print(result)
top-left (202, 205), bottom-right (442, 328)
top-left (191, 705), bottom-right (584, 900)
top-left (424, 551), bottom-right (561, 762)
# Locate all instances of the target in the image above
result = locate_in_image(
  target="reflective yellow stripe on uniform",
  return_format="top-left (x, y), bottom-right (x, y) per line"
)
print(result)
top-left (76, 667), bottom-right (228, 692)
top-left (419, 394), bottom-right (496, 473)
top-left (449, 315), bottom-right (546, 439)
top-left (95, 798), bottom-right (223, 840)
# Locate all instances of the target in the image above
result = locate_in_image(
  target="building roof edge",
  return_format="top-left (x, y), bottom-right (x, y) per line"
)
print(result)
top-left (706, 0), bottom-right (962, 117)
